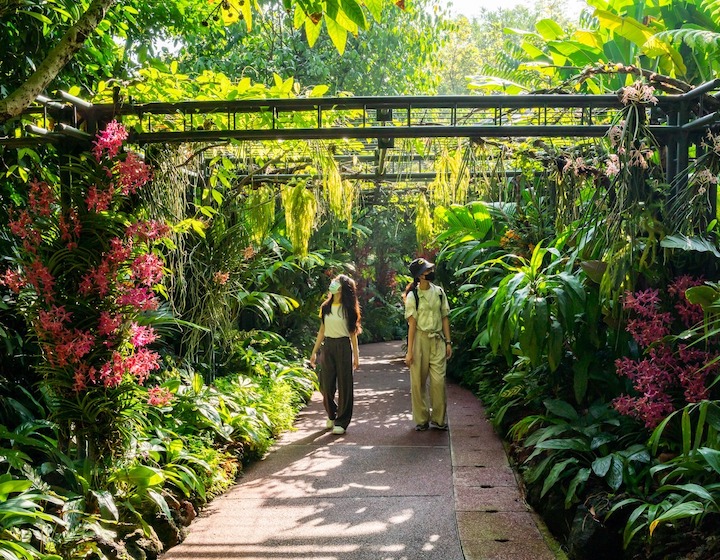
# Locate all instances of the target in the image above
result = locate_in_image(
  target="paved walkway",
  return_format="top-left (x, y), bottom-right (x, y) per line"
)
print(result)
top-left (161, 341), bottom-right (563, 560)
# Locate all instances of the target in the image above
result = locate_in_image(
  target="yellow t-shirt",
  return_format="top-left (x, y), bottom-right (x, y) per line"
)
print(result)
top-left (324, 304), bottom-right (351, 338)
top-left (404, 283), bottom-right (450, 333)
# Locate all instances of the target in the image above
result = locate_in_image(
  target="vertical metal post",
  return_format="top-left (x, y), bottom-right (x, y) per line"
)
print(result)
top-left (665, 107), bottom-right (678, 185)
top-left (675, 99), bottom-right (690, 192)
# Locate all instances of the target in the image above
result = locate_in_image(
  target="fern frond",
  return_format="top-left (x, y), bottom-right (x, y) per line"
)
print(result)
top-left (654, 27), bottom-right (720, 53)
top-left (701, 0), bottom-right (720, 22)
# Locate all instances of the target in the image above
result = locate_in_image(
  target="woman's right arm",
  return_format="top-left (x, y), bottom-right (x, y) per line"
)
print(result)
top-left (309, 323), bottom-right (325, 368)
top-left (405, 316), bottom-right (416, 367)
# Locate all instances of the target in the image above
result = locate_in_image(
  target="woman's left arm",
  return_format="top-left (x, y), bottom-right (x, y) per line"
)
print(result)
top-left (350, 332), bottom-right (360, 370)
top-left (442, 316), bottom-right (452, 359)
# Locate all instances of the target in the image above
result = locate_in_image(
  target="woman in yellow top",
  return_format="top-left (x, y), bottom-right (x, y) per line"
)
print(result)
top-left (310, 274), bottom-right (361, 435)
top-left (404, 258), bottom-right (452, 431)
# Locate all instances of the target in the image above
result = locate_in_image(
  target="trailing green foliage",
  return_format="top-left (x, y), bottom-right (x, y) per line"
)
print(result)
top-left (515, 400), bottom-right (651, 509)
top-left (245, 185), bottom-right (277, 245)
top-left (415, 193), bottom-right (434, 253)
top-left (609, 401), bottom-right (720, 549)
top-left (282, 181), bottom-right (318, 256)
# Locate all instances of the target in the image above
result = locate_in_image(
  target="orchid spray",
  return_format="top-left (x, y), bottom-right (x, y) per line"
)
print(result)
top-left (613, 276), bottom-right (719, 429)
top-left (1, 121), bottom-right (173, 460)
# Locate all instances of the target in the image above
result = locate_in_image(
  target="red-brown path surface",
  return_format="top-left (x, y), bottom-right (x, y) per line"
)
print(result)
top-left (160, 341), bottom-right (564, 560)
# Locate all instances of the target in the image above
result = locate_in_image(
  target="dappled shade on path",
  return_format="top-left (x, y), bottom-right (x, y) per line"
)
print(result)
top-left (160, 341), bottom-right (558, 560)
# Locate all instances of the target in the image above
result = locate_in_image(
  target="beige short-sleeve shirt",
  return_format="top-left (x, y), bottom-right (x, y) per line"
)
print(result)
top-left (404, 283), bottom-right (450, 333)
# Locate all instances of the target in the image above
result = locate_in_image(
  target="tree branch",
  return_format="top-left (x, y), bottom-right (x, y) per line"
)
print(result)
top-left (0, 0), bottom-right (117, 124)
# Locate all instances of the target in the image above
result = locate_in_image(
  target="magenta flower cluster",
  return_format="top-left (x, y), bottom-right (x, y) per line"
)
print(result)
top-left (613, 276), bottom-right (718, 428)
top-left (1, 121), bottom-right (172, 404)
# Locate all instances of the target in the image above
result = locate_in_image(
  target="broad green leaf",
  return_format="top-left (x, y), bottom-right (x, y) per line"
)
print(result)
top-left (699, 447), bottom-right (720, 474)
top-left (592, 455), bottom-right (613, 477)
top-left (574, 30), bottom-right (605, 50)
top-left (309, 84), bottom-right (329, 97)
top-left (573, 353), bottom-right (591, 404)
top-left (547, 320), bottom-right (563, 372)
top-left (293, 4), bottom-right (305, 29)
top-left (649, 501), bottom-right (706, 535)
top-left (240, 0), bottom-right (253, 31)
top-left (524, 455), bottom-right (554, 484)
top-left (695, 402), bottom-right (708, 452)
top-left (657, 483), bottom-right (716, 504)
top-left (606, 456), bottom-right (624, 490)
top-left (566, 467), bottom-right (590, 508)
top-left (661, 234), bottom-right (720, 258)
top-left (326, 0), bottom-right (340, 19)
top-left (0, 479), bottom-right (32, 500)
top-left (590, 433), bottom-right (617, 450)
top-left (595, 9), bottom-right (653, 46)
top-left (529, 242), bottom-right (546, 274)
top-left (19, 10), bottom-right (52, 24)
top-left (340, 0), bottom-right (367, 30)
top-left (536, 19), bottom-right (565, 41)
top-left (148, 488), bottom-right (174, 521)
top-left (544, 399), bottom-right (579, 421)
top-left (541, 458), bottom-right (578, 497)
top-left (685, 286), bottom-right (718, 309)
top-left (535, 438), bottom-right (590, 452)
top-left (365, 0), bottom-right (383, 21)
top-left (682, 407), bottom-right (692, 456)
top-left (521, 39), bottom-right (547, 60)
top-left (92, 490), bottom-right (119, 521)
top-left (120, 465), bottom-right (164, 488)
top-left (325, 17), bottom-right (348, 55)
top-left (642, 35), bottom-right (686, 75)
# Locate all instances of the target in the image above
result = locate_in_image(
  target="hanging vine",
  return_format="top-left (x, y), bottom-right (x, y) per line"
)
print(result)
top-left (429, 142), bottom-right (470, 207)
top-left (245, 184), bottom-right (276, 245)
top-left (313, 142), bottom-right (356, 226)
top-left (281, 180), bottom-right (317, 255)
top-left (415, 192), bottom-right (434, 252)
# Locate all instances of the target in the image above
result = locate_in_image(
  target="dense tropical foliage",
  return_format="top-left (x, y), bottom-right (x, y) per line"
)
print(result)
top-left (2, 0), bottom-right (720, 558)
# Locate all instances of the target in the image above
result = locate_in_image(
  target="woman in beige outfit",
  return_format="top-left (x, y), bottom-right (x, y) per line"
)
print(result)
top-left (403, 258), bottom-right (452, 431)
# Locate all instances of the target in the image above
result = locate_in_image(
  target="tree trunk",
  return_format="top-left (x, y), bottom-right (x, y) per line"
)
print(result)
top-left (0, 0), bottom-right (117, 124)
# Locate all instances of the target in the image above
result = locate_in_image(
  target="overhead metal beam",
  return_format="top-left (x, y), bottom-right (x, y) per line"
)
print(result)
top-left (128, 124), bottom-right (681, 144)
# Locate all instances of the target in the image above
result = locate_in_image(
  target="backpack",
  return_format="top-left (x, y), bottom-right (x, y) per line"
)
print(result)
top-left (410, 285), bottom-right (445, 312)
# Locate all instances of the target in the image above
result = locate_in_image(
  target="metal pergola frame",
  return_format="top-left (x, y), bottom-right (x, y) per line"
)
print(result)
top-left (4, 79), bottom-right (720, 186)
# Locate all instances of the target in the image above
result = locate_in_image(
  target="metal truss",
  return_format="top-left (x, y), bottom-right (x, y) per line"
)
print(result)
top-left (4, 79), bottom-right (720, 185)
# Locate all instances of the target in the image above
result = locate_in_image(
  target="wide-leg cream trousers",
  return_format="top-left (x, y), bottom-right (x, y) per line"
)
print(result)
top-left (409, 330), bottom-right (447, 426)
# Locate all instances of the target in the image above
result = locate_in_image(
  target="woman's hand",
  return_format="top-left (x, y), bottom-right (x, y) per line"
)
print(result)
top-left (353, 356), bottom-right (360, 371)
top-left (405, 352), bottom-right (413, 367)
top-left (309, 352), bottom-right (317, 368)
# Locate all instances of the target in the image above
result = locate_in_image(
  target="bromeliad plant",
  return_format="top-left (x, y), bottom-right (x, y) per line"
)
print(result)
top-left (0, 121), bottom-right (173, 465)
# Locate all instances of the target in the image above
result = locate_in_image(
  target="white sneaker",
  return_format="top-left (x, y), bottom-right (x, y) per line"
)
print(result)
top-left (326, 419), bottom-right (334, 429)
top-left (332, 426), bottom-right (346, 435)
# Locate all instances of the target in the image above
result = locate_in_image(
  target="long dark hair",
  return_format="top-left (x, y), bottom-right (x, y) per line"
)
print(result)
top-left (320, 274), bottom-right (362, 334)
top-left (403, 279), bottom-right (419, 302)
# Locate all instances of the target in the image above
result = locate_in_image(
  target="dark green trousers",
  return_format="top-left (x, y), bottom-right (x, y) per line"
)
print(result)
top-left (319, 336), bottom-right (354, 429)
